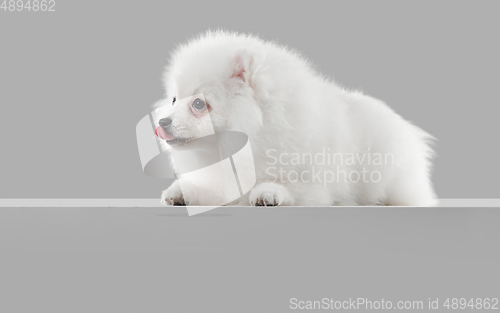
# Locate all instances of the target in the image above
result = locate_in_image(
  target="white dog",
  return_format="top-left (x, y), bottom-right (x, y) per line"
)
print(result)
top-left (157, 30), bottom-right (437, 206)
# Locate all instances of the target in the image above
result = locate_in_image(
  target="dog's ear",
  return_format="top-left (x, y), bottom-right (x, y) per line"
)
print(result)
top-left (231, 49), bottom-right (254, 83)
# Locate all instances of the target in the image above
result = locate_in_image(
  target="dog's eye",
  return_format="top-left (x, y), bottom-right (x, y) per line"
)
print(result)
top-left (172, 97), bottom-right (176, 106)
top-left (192, 98), bottom-right (206, 110)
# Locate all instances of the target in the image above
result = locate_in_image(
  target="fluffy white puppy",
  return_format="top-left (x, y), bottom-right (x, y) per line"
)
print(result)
top-left (158, 30), bottom-right (437, 206)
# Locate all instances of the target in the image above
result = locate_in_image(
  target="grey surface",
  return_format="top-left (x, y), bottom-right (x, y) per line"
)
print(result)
top-left (1, 0), bottom-right (499, 198)
top-left (0, 207), bottom-right (499, 313)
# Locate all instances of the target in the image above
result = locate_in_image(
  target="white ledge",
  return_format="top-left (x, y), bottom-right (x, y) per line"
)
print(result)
top-left (0, 198), bottom-right (499, 207)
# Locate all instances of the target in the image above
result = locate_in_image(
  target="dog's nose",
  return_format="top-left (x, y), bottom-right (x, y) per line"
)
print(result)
top-left (159, 118), bottom-right (172, 128)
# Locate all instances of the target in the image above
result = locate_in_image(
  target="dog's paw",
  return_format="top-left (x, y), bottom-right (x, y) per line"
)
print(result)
top-left (249, 182), bottom-right (295, 206)
top-left (161, 181), bottom-right (185, 206)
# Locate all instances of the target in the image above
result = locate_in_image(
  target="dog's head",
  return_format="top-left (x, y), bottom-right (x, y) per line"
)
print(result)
top-left (154, 32), bottom-right (266, 147)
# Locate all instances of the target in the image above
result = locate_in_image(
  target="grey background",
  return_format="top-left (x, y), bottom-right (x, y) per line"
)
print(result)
top-left (1, 207), bottom-right (499, 313)
top-left (0, 0), bottom-right (499, 198)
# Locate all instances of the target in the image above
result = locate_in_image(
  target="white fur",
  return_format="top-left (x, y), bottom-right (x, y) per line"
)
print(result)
top-left (159, 30), bottom-right (437, 206)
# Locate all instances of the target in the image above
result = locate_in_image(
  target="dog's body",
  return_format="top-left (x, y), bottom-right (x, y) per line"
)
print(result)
top-left (158, 31), bottom-right (437, 206)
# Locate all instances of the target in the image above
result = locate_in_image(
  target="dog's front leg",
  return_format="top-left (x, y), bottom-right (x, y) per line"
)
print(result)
top-left (160, 180), bottom-right (185, 206)
top-left (249, 182), bottom-right (295, 206)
